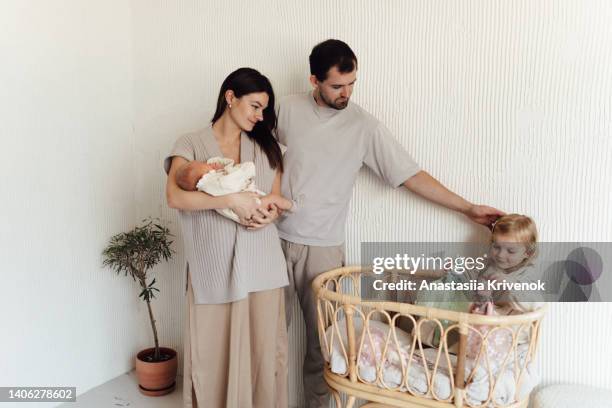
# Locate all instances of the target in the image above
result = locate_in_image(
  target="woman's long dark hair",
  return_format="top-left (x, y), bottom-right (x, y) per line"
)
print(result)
top-left (211, 68), bottom-right (283, 171)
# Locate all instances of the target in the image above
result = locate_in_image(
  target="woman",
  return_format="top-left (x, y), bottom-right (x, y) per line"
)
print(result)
top-left (164, 68), bottom-right (289, 408)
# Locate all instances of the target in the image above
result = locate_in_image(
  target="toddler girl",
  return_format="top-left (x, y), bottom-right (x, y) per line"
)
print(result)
top-left (474, 213), bottom-right (543, 313)
top-left (466, 214), bottom-right (544, 362)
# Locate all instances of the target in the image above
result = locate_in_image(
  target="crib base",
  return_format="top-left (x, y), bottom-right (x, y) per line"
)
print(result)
top-left (325, 368), bottom-right (529, 408)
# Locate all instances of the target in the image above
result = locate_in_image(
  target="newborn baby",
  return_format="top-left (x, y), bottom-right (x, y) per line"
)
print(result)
top-left (176, 160), bottom-right (224, 191)
top-left (176, 157), bottom-right (292, 223)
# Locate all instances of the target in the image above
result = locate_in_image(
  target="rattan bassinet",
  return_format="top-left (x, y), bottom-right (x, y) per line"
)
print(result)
top-left (312, 266), bottom-right (547, 408)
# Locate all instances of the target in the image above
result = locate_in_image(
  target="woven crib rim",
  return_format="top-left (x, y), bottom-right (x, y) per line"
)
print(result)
top-left (312, 266), bottom-right (548, 326)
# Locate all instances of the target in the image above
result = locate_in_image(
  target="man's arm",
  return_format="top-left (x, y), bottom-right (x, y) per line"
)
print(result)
top-left (403, 170), bottom-right (505, 228)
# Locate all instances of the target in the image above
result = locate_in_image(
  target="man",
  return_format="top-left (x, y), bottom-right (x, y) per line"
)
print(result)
top-left (275, 39), bottom-right (504, 408)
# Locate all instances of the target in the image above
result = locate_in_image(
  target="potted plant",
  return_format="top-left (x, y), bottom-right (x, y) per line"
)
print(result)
top-left (102, 217), bottom-right (177, 396)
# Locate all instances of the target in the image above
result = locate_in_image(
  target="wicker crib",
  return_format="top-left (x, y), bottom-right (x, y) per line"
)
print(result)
top-left (312, 266), bottom-right (547, 408)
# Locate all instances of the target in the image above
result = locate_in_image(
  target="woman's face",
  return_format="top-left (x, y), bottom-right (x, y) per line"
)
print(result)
top-left (228, 91), bottom-right (269, 132)
top-left (490, 233), bottom-right (530, 270)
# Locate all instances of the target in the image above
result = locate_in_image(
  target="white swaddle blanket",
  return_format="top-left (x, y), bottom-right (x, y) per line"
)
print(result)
top-left (195, 157), bottom-right (265, 223)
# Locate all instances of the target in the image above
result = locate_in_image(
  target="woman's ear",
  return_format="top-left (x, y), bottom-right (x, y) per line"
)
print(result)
top-left (224, 90), bottom-right (235, 106)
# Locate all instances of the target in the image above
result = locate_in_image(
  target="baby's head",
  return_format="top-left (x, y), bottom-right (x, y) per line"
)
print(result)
top-left (490, 214), bottom-right (538, 271)
top-left (176, 161), bottom-right (219, 191)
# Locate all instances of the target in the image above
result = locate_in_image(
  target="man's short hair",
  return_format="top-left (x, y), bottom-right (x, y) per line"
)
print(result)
top-left (309, 39), bottom-right (358, 82)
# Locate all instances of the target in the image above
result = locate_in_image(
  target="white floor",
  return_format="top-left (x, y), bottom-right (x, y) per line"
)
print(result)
top-left (60, 371), bottom-right (183, 408)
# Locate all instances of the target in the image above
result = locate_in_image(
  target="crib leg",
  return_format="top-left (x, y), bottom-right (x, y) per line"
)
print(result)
top-left (330, 389), bottom-right (342, 408)
top-left (345, 395), bottom-right (356, 408)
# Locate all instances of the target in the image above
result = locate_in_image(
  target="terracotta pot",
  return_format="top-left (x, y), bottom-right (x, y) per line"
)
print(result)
top-left (135, 347), bottom-right (178, 396)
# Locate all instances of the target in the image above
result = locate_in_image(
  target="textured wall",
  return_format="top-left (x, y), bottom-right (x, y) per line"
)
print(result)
top-left (3, 0), bottom-right (610, 407)
top-left (130, 0), bottom-right (612, 406)
top-left (0, 0), bottom-right (140, 402)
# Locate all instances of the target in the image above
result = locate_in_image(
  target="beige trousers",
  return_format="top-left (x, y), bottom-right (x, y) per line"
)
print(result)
top-left (280, 239), bottom-right (345, 408)
top-left (183, 275), bottom-right (288, 408)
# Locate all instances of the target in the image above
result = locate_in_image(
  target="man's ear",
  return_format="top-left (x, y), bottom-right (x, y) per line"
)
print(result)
top-left (309, 75), bottom-right (319, 89)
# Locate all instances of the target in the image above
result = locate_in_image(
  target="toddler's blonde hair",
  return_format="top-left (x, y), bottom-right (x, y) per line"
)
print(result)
top-left (491, 214), bottom-right (538, 268)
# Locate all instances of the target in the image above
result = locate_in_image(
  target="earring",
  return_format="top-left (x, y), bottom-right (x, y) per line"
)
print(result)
top-left (228, 103), bottom-right (232, 108)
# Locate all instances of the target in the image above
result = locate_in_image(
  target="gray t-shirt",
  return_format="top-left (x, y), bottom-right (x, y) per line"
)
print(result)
top-left (276, 91), bottom-right (420, 246)
top-left (164, 126), bottom-right (288, 304)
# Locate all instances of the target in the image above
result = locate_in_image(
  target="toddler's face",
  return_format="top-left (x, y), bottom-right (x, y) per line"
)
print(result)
top-left (490, 233), bottom-right (530, 270)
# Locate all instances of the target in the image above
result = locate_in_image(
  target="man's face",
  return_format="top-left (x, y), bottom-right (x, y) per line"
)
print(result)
top-left (312, 66), bottom-right (357, 110)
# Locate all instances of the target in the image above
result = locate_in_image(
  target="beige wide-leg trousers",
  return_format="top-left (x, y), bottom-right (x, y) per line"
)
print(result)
top-left (183, 275), bottom-right (288, 408)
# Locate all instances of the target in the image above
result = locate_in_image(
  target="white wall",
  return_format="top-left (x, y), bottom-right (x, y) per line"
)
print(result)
top-left (0, 0), bottom-right (143, 404)
top-left (1, 0), bottom-right (611, 407)
top-left (130, 0), bottom-right (612, 406)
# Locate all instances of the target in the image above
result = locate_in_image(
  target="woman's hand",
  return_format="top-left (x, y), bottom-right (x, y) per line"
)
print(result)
top-left (246, 204), bottom-right (281, 230)
top-left (226, 192), bottom-right (263, 225)
top-left (244, 169), bottom-right (287, 230)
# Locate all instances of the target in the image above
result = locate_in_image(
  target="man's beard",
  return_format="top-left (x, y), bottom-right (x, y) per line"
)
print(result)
top-left (320, 91), bottom-right (349, 110)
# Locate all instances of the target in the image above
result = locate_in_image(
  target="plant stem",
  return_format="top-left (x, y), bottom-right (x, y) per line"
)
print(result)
top-left (146, 297), bottom-right (160, 360)
top-left (140, 276), bottom-right (160, 361)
